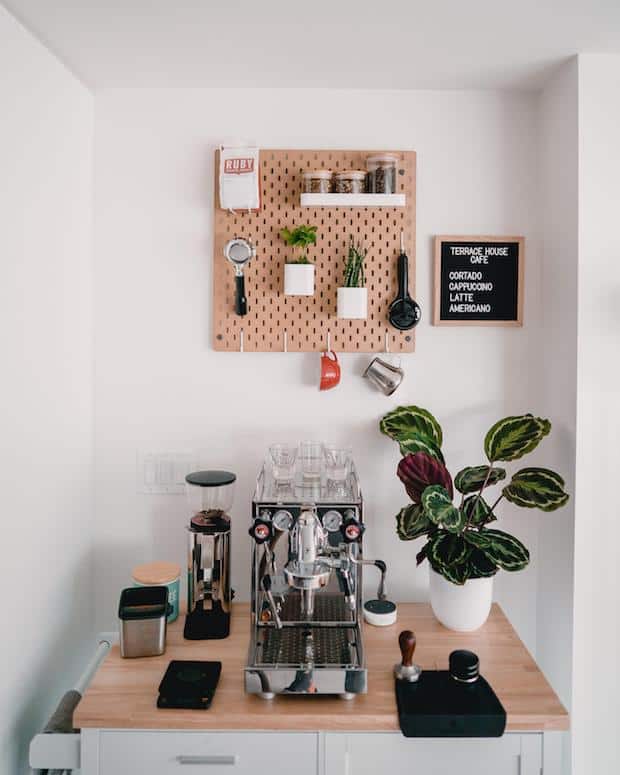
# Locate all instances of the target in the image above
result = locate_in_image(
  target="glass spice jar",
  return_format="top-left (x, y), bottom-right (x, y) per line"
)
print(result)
top-left (334, 170), bottom-right (367, 194)
top-left (302, 170), bottom-right (333, 194)
top-left (366, 153), bottom-right (398, 194)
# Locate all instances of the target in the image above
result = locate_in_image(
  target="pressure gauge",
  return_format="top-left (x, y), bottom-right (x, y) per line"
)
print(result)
top-left (323, 510), bottom-right (343, 532)
top-left (272, 509), bottom-right (294, 532)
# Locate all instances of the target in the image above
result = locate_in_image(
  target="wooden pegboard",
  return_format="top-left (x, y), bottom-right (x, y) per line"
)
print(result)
top-left (212, 149), bottom-right (416, 352)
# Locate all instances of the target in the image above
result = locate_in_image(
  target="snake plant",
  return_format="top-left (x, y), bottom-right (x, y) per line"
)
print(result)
top-left (343, 238), bottom-right (367, 288)
top-left (380, 406), bottom-right (569, 585)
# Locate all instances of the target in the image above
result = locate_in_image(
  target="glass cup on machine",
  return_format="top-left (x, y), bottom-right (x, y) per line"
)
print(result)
top-left (269, 444), bottom-right (297, 484)
top-left (323, 444), bottom-right (351, 485)
top-left (299, 440), bottom-right (324, 480)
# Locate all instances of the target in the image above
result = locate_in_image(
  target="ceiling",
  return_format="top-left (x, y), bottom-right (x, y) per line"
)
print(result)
top-left (3, 0), bottom-right (620, 91)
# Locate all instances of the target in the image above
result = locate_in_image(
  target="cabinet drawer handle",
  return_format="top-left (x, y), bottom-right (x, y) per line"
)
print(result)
top-left (177, 755), bottom-right (238, 765)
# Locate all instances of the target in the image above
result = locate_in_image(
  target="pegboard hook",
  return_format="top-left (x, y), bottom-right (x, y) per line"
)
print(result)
top-left (385, 331), bottom-right (390, 353)
top-left (283, 330), bottom-right (288, 353)
top-left (240, 329), bottom-right (244, 353)
top-left (326, 331), bottom-right (331, 351)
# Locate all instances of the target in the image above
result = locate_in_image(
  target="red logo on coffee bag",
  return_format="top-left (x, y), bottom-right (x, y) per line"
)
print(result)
top-left (224, 158), bottom-right (255, 174)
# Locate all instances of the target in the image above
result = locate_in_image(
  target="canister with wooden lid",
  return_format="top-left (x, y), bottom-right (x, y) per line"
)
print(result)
top-left (132, 561), bottom-right (181, 623)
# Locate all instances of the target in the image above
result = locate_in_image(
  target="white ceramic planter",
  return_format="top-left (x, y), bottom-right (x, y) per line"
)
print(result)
top-left (284, 263), bottom-right (314, 296)
top-left (337, 287), bottom-right (367, 319)
top-left (429, 566), bottom-right (493, 632)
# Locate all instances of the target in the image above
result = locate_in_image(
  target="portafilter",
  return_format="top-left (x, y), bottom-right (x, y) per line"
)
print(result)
top-left (224, 237), bottom-right (255, 316)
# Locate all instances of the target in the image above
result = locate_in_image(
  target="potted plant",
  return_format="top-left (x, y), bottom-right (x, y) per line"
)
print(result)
top-left (280, 224), bottom-right (318, 296)
top-left (380, 406), bottom-right (570, 631)
top-left (337, 238), bottom-right (367, 319)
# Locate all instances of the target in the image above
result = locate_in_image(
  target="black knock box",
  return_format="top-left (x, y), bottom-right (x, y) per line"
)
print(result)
top-left (395, 671), bottom-right (507, 738)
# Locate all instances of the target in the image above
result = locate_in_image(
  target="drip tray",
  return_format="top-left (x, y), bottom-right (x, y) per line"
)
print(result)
top-left (256, 626), bottom-right (360, 667)
top-left (278, 592), bottom-right (353, 624)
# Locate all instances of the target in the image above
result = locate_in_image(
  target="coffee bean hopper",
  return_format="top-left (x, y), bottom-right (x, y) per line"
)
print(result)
top-left (245, 447), bottom-right (387, 699)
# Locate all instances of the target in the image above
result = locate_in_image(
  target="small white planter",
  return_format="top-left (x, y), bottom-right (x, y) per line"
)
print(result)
top-left (429, 566), bottom-right (493, 632)
top-left (337, 287), bottom-right (367, 319)
top-left (284, 263), bottom-right (314, 296)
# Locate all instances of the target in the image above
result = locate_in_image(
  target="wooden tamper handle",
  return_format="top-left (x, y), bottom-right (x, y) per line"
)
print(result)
top-left (394, 630), bottom-right (421, 683)
top-left (399, 630), bottom-right (416, 667)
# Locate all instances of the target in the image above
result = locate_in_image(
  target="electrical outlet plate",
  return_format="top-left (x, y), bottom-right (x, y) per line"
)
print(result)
top-left (138, 452), bottom-right (198, 494)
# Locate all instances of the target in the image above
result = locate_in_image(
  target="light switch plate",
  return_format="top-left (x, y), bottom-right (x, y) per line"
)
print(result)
top-left (138, 452), bottom-right (198, 494)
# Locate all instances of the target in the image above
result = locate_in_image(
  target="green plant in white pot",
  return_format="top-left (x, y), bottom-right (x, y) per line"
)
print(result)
top-left (281, 224), bottom-right (317, 296)
top-left (337, 238), bottom-right (367, 319)
top-left (380, 406), bottom-right (570, 631)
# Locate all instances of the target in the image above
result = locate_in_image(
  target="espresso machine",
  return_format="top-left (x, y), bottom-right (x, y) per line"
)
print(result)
top-left (245, 444), bottom-right (387, 699)
top-left (184, 470), bottom-right (234, 640)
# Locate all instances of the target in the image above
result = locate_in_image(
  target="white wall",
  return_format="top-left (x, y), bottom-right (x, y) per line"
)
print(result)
top-left (536, 57), bottom-right (579, 775)
top-left (93, 88), bottom-right (544, 651)
top-left (0, 7), bottom-right (94, 774)
top-left (572, 54), bottom-right (620, 775)
top-left (537, 58), bottom-right (578, 708)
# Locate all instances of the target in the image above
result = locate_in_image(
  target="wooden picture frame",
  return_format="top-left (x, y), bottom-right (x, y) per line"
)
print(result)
top-left (433, 235), bottom-right (525, 327)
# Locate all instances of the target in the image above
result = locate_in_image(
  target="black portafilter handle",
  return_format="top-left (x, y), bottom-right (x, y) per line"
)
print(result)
top-left (397, 252), bottom-right (409, 299)
top-left (449, 649), bottom-right (480, 683)
top-left (235, 274), bottom-right (247, 316)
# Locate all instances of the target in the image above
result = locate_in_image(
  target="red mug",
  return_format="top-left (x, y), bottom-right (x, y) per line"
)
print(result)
top-left (320, 351), bottom-right (340, 391)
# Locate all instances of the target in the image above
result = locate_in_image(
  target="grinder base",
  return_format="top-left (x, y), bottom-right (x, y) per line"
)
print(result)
top-left (184, 602), bottom-right (231, 640)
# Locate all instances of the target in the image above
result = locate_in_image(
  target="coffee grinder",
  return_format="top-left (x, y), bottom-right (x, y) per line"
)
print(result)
top-left (184, 470), bottom-right (235, 639)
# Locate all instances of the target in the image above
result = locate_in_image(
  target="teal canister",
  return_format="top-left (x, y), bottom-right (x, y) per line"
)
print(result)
top-left (132, 561), bottom-right (180, 623)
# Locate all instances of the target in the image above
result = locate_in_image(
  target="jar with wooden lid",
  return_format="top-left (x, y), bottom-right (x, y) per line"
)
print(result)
top-left (334, 169), bottom-right (367, 194)
top-left (302, 169), bottom-right (333, 194)
top-left (132, 561), bottom-right (181, 623)
top-left (366, 153), bottom-right (398, 194)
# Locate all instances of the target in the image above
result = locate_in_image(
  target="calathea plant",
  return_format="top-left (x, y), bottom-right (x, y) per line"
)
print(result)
top-left (380, 406), bottom-right (569, 585)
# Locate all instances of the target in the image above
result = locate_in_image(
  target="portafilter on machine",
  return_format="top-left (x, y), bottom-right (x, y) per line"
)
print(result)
top-left (245, 444), bottom-right (389, 699)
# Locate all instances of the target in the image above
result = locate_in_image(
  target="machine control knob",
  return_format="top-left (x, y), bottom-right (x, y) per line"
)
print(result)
top-left (249, 518), bottom-right (272, 544)
top-left (272, 509), bottom-right (294, 532)
top-left (342, 516), bottom-right (365, 543)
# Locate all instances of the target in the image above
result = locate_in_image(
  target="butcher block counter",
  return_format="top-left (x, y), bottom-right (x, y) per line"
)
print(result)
top-left (75, 602), bottom-right (567, 732)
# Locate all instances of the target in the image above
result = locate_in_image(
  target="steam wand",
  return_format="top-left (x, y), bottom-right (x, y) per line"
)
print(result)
top-left (354, 557), bottom-right (397, 627)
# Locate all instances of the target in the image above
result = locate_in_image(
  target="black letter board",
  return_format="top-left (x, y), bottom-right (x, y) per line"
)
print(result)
top-left (433, 236), bottom-right (524, 327)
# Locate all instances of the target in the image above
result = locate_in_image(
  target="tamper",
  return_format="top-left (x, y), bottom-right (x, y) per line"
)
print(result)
top-left (393, 629), bottom-right (421, 682)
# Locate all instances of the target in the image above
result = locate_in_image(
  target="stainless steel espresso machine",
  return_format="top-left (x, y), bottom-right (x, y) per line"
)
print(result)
top-left (184, 470), bottom-right (235, 640)
top-left (245, 443), bottom-right (387, 699)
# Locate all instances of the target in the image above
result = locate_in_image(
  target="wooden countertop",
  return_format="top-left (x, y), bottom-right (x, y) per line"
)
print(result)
top-left (75, 603), bottom-right (568, 732)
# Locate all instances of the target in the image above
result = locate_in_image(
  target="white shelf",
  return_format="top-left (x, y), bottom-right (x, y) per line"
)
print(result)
top-left (300, 193), bottom-right (406, 208)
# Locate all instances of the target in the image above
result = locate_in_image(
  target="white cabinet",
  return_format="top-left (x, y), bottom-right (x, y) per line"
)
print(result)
top-left (92, 731), bottom-right (318, 775)
top-left (80, 729), bottom-right (560, 775)
top-left (323, 733), bottom-right (544, 775)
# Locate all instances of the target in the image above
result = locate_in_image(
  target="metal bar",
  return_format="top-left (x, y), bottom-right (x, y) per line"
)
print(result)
top-left (29, 634), bottom-right (115, 772)
top-left (177, 754), bottom-right (238, 765)
top-left (74, 635), bottom-right (113, 695)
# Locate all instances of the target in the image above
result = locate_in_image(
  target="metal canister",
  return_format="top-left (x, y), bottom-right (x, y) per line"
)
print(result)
top-left (118, 586), bottom-right (168, 658)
